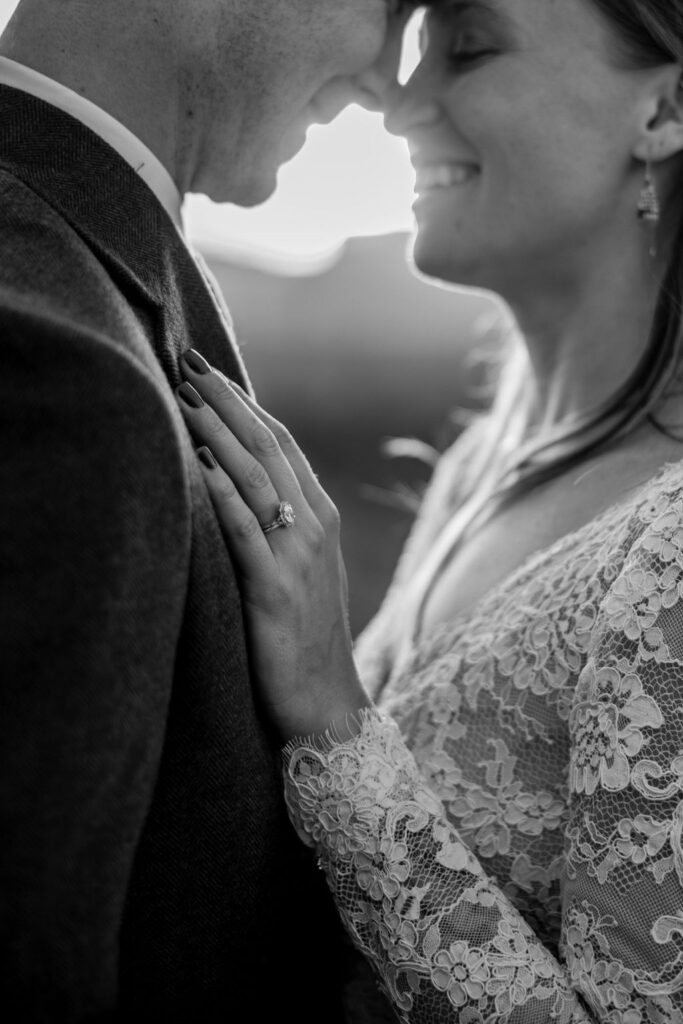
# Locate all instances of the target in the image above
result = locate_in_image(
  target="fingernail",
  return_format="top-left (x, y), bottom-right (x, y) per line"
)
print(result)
top-left (197, 446), bottom-right (217, 469)
top-left (177, 382), bottom-right (204, 409)
top-left (183, 349), bottom-right (212, 375)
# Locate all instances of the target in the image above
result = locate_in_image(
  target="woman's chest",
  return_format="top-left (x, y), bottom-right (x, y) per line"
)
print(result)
top-left (416, 449), bottom-right (661, 641)
top-left (418, 500), bottom-right (562, 635)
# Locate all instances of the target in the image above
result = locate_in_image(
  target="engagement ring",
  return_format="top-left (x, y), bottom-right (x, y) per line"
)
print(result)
top-left (262, 501), bottom-right (296, 534)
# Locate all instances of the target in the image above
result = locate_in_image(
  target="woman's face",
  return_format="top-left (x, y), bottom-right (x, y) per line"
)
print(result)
top-left (392, 0), bottom-right (654, 293)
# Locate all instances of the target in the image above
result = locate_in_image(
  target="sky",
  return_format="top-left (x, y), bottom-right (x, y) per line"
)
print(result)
top-left (0, 0), bottom-right (421, 264)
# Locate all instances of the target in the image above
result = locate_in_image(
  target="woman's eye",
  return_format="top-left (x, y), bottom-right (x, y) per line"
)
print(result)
top-left (450, 33), bottom-right (497, 65)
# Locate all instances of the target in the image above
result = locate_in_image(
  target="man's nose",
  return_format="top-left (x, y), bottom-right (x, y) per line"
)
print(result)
top-left (381, 43), bottom-right (441, 139)
top-left (353, 76), bottom-right (403, 115)
top-left (352, 5), bottom-right (413, 113)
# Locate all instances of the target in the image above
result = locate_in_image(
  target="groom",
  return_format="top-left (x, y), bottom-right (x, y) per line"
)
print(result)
top-left (0, 0), bottom-right (406, 1019)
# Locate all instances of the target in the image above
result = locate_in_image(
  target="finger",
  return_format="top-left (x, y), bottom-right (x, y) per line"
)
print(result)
top-left (176, 380), bottom-right (298, 531)
top-left (178, 358), bottom-right (307, 511)
top-left (195, 446), bottom-right (275, 581)
top-left (227, 379), bottom-right (340, 528)
top-left (181, 353), bottom-right (333, 520)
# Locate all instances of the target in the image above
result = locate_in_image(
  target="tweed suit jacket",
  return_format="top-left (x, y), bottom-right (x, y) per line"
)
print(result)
top-left (0, 85), bottom-right (346, 1022)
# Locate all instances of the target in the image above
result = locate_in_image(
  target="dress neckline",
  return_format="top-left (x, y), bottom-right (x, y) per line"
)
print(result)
top-left (408, 456), bottom-right (683, 655)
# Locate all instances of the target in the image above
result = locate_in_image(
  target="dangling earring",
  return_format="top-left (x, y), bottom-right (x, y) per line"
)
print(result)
top-left (637, 161), bottom-right (660, 257)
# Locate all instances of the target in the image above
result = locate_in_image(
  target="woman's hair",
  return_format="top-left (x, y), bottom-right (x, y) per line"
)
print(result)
top-left (436, 0), bottom-right (683, 530)
top-left (590, 1), bottom-right (683, 67)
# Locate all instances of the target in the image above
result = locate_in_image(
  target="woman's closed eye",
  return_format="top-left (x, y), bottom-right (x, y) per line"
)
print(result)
top-left (450, 31), bottom-right (498, 67)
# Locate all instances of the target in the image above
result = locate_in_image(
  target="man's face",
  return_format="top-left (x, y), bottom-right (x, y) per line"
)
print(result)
top-left (185, 0), bottom-right (395, 205)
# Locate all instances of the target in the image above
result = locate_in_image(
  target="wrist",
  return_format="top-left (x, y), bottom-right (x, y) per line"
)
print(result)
top-left (302, 697), bottom-right (374, 746)
top-left (278, 674), bottom-right (372, 745)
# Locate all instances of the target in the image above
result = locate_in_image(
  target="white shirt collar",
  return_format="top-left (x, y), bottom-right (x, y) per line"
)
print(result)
top-left (0, 56), bottom-right (184, 232)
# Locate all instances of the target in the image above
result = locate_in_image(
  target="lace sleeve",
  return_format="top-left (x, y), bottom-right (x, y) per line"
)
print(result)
top-left (563, 503), bottom-right (683, 1024)
top-left (284, 709), bottom-right (589, 1022)
top-left (283, 504), bottom-right (683, 1023)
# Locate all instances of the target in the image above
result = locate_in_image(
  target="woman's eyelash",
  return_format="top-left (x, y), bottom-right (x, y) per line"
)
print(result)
top-left (450, 35), bottom-right (497, 64)
top-left (451, 48), bottom-right (495, 62)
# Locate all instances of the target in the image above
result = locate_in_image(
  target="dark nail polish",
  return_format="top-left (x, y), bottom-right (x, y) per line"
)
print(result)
top-left (183, 349), bottom-right (212, 375)
top-left (178, 382), bottom-right (204, 409)
top-left (197, 446), bottom-right (217, 469)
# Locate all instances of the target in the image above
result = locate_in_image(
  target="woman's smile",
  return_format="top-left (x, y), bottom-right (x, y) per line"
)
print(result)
top-left (413, 161), bottom-right (480, 200)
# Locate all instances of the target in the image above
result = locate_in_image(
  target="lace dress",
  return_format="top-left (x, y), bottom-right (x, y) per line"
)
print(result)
top-left (283, 443), bottom-right (683, 1024)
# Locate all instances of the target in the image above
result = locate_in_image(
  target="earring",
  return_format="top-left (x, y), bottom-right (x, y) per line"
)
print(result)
top-left (637, 162), bottom-right (660, 223)
top-left (637, 162), bottom-right (660, 258)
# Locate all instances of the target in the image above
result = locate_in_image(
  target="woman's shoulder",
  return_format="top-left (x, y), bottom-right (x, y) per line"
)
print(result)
top-left (608, 441), bottom-right (683, 535)
top-left (640, 452), bottom-right (683, 495)
top-left (540, 430), bottom-right (683, 552)
top-left (615, 452), bottom-right (683, 554)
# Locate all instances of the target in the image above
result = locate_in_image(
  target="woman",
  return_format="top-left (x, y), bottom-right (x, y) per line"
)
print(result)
top-left (175, 0), bottom-right (683, 1020)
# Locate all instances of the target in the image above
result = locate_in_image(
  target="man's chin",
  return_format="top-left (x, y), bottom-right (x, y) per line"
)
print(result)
top-left (231, 183), bottom-right (277, 208)
top-left (193, 171), bottom-right (278, 208)
top-left (279, 129), bottom-right (307, 165)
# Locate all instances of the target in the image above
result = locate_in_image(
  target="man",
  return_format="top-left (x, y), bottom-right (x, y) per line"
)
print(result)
top-left (0, 0), bottom-right (408, 1018)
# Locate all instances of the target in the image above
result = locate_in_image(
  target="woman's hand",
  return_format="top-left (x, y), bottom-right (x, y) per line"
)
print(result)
top-left (175, 349), bottom-right (371, 743)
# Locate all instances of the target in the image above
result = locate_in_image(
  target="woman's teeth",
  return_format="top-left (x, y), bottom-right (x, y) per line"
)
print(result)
top-left (416, 164), bottom-right (478, 191)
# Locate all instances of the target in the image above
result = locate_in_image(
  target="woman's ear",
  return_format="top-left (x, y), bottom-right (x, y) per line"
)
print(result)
top-left (633, 65), bottom-right (683, 165)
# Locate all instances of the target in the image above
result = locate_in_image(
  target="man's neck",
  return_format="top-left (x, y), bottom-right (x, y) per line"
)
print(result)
top-left (0, 0), bottom-right (185, 190)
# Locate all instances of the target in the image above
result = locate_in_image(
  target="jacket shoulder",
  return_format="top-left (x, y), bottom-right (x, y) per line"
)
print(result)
top-left (0, 167), bottom-right (156, 365)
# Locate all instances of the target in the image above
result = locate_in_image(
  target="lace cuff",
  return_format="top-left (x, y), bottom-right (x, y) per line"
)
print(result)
top-left (283, 709), bottom-right (589, 1022)
top-left (283, 707), bottom-right (447, 856)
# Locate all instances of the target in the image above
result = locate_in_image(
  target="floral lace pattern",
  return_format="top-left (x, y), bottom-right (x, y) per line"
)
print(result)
top-left (284, 461), bottom-right (683, 1022)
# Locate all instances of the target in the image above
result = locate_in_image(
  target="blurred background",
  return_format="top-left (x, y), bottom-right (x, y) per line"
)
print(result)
top-left (0, 1), bottom-right (505, 634)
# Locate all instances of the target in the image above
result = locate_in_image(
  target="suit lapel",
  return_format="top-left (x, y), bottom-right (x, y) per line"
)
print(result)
top-left (0, 84), bottom-right (250, 393)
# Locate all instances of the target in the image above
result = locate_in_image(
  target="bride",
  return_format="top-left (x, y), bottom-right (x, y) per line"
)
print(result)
top-left (175, 0), bottom-right (683, 1020)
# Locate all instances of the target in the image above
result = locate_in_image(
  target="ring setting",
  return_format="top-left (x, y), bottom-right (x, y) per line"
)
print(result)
top-left (262, 501), bottom-right (296, 534)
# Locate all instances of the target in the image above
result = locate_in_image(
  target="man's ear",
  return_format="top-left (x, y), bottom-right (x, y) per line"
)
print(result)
top-left (633, 64), bottom-right (683, 165)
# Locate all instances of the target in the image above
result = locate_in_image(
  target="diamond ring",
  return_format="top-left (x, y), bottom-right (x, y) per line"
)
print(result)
top-left (262, 501), bottom-right (296, 534)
